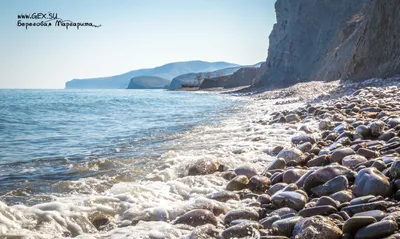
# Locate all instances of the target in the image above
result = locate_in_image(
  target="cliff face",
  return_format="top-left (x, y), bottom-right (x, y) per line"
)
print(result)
top-left (199, 75), bottom-right (231, 89)
top-left (126, 76), bottom-right (170, 89)
top-left (345, 0), bottom-right (400, 81)
top-left (255, 0), bottom-right (400, 87)
top-left (224, 67), bottom-right (257, 88)
top-left (169, 67), bottom-right (242, 90)
top-left (199, 67), bottom-right (257, 89)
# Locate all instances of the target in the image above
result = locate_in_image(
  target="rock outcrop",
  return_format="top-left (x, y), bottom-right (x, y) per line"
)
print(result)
top-left (200, 67), bottom-right (257, 89)
top-left (224, 67), bottom-right (257, 88)
top-left (170, 63), bottom-right (263, 90)
top-left (126, 76), bottom-right (170, 89)
top-left (199, 75), bottom-right (231, 89)
top-left (254, 0), bottom-right (400, 87)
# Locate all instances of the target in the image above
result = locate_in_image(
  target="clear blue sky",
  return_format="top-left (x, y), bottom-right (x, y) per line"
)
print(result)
top-left (0, 0), bottom-right (276, 89)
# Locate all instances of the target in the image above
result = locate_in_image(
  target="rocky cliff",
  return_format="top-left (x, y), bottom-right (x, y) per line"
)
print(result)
top-left (255, 0), bottom-right (400, 87)
top-left (126, 76), bottom-right (170, 89)
top-left (199, 75), bottom-right (231, 89)
top-left (200, 67), bottom-right (257, 89)
top-left (169, 67), bottom-right (243, 90)
top-left (224, 67), bottom-right (257, 88)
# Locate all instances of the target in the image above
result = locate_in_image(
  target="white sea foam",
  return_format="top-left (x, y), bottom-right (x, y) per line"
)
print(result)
top-left (0, 96), bottom-right (307, 238)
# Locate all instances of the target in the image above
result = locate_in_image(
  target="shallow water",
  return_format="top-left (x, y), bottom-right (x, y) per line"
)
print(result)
top-left (0, 89), bottom-right (243, 203)
top-left (0, 89), bottom-right (309, 238)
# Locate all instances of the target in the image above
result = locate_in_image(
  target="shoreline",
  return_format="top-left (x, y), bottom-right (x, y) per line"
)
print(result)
top-left (1, 77), bottom-right (400, 238)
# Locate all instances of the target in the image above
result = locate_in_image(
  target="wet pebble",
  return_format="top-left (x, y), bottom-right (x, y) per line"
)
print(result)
top-left (353, 168), bottom-right (391, 197)
top-left (293, 216), bottom-right (342, 239)
top-left (173, 209), bottom-right (217, 227)
top-left (226, 175), bottom-right (249, 191)
top-left (271, 191), bottom-right (307, 211)
top-left (355, 220), bottom-right (398, 239)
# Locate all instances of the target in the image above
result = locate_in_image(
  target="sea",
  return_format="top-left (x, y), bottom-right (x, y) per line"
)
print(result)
top-left (0, 88), bottom-right (299, 238)
top-left (0, 89), bottom-right (245, 202)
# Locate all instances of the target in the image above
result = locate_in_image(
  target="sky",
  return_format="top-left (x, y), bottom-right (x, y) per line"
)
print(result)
top-left (0, 0), bottom-right (276, 89)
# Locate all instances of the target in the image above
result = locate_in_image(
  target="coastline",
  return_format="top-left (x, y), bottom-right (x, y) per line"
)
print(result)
top-left (1, 78), bottom-right (400, 238)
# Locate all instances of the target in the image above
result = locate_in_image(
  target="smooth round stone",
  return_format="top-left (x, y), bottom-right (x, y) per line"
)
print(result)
top-left (297, 142), bottom-right (313, 153)
top-left (357, 148), bottom-right (378, 159)
top-left (356, 125), bottom-right (370, 137)
top-left (303, 165), bottom-right (356, 193)
top-left (334, 123), bottom-right (349, 133)
top-left (361, 107), bottom-right (382, 113)
top-left (271, 172), bottom-right (283, 184)
top-left (230, 219), bottom-right (261, 228)
top-left (226, 175), bottom-right (249, 191)
top-left (277, 148), bottom-right (305, 165)
top-left (329, 213), bottom-right (344, 221)
top-left (260, 215), bottom-right (281, 229)
top-left (325, 133), bottom-right (338, 142)
top-left (341, 201), bottom-right (387, 215)
top-left (371, 160), bottom-right (387, 171)
top-left (223, 209), bottom-right (259, 225)
top-left (272, 216), bottom-right (303, 237)
top-left (336, 131), bottom-right (353, 141)
top-left (206, 191), bottom-right (240, 202)
top-left (307, 155), bottom-right (328, 167)
top-left (272, 145), bottom-right (284, 155)
top-left (291, 135), bottom-right (316, 145)
top-left (379, 131), bottom-right (396, 141)
top-left (173, 209), bottom-right (217, 227)
top-left (271, 191), bottom-right (307, 211)
top-left (248, 175), bottom-right (271, 193)
top-left (310, 175), bottom-right (348, 197)
top-left (342, 155), bottom-right (368, 169)
top-left (268, 183), bottom-right (288, 196)
top-left (330, 191), bottom-right (353, 203)
top-left (293, 216), bottom-right (342, 239)
top-left (187, 159), bottom-right (220, 176)
top-left (295, 170), bottom-right (315, 188)
top-left (355, 220), bottom-right (398, 239)
top-left (390, 160), bottom-right (400, 179)
top-left (369, 121), bottom-right (385, 137)
top-left (267, 158), bottom-right (286, 171)
top-left (353, 167), bottom-right (392, 197)
top-left (298, 205), bottom-right (337, 217)
top-left (342, 216), bottom-right (377, 234)
top-left (281, 183), bottom-right (298, 192)
top-left (282, 169), bottom-right (308, 184)
top-left (330, 147), bottom-right (356, 164)
top-left (257, 194), bottom-right (272, 204)
top-left (269, 207), bottom-right (298, 217)
top-left (354, 210), bottom-right (386, 221)
top-left (234, 164), bottom-right (258, 178)
top-left (315, 196), bottom-right (339, 208)
top-left (350, 195), bottom-right (376, 205)
top-left (388, 118), bottom-right (400, 128)
top-left (221, 222), bottom-right (258, 239)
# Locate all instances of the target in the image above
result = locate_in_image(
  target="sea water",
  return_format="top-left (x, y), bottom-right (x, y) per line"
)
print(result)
top-left (0, 88), bottom-right (305, 238)
top-left (0, 89), bottom-right (243, 203)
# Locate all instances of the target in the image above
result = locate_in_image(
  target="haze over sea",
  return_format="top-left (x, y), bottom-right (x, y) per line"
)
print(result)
top-left (0, 89), bottom-right (245, 203)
